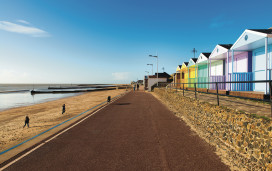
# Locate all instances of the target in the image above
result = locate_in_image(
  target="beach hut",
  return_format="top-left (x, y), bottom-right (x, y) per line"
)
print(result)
top-left (174, 65), bottom-right (182, 88)
top-left (209, 44), bottom-right (233, 90)
top-left (231, 29), bottom-right (272, 94)
top-left (180, 62), bottom-right (189, 89)
top-left (188, 58), bottom-right (198, 88)
top-left (196, 53), bottom-right (211, 88)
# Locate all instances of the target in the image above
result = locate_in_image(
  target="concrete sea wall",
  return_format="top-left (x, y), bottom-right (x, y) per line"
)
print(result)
top-left (154, 88), bottom-right (272, 170)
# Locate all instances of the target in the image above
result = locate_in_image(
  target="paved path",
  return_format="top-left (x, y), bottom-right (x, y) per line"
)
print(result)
top-left (3, 91), bottom-right (229, 171)
top-left (173, 89), bottom-right (271, 117)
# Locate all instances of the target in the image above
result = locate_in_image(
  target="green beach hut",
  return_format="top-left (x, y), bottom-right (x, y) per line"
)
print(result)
top-left (196, 53), bottom-right (211, 88)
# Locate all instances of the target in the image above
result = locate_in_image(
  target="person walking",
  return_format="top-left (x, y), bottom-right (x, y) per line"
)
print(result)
top-left (137, 84), bottom-right (139, 91)
top-left (62, 104), bottom-right (66, 114)
top-left (107, 96), bottom-right (111, 103)
top-left (23, 116), bottom-right (30, 128)
top-left (133, 84), bottom-right (136, 91)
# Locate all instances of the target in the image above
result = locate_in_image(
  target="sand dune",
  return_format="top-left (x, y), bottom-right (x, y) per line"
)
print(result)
top-left (0, 89), bottom-right (126, 152)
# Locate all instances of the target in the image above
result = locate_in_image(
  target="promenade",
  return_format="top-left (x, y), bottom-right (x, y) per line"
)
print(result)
top-left (2, 91), bottom-right (229, 170)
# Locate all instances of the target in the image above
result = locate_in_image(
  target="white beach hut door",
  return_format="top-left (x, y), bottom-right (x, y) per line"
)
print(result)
top-left (216, 61), bottom-right (223, 76)
top-left (211, 64), bottom-right (216, 76)
top-left (253, 50), bottom-right (266, 92)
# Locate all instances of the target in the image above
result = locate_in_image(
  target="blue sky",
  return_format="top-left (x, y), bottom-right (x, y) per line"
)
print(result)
top-left (0, 0), bottom-right (271, 84)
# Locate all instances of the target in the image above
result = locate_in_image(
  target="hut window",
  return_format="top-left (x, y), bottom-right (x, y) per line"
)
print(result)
top-left (245, 35), bottom-right (248, 41)
top-left (182, 73), bottom-right (185, 79)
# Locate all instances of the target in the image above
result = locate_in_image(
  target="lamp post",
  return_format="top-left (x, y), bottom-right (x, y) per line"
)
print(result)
top-left (147, 64), bottom-right (153, 75)
top-left (144, 71), bottom-right (149, 91)
top-left (149, 54), bottom-right (158, 86)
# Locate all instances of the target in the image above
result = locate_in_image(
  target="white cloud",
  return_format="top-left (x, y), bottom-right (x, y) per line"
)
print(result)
top-left (112, 72), bottom-right (130, 80)
top-left (17, 20), bottom-right (30, 25)
top-left (0, 21), bottom-right (49, 37)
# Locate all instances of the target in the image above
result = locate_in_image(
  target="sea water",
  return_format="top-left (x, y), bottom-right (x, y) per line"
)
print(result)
top-left (0, 84), bottom-right (81, 111)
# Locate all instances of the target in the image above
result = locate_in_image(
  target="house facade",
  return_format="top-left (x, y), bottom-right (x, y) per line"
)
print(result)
top-left (175, 65), bottom-right (182, 88)
top-left (196, 53), bottom-right (210, 88)
top-left (231, 29), bottom-right (272, 93)
top-left (188, 58), bottom-right (198, 88)
top-left (180, 62), bottom-right (189, 88)
top-left (170, 28), bottom-right (272, 97)
top-left (146, 72), bottom-right (172, 91)
top-left (209, 44), bottom-right (232, 90)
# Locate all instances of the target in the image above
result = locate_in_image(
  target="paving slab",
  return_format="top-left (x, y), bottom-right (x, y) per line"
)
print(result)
top-left (2, 91), bottom-right (229, 171)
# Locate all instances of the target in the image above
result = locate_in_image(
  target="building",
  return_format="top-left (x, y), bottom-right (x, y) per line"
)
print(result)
top-left (137, 80), bottom-right (143, 85)
top-left (231, 29), bottom-right (272, 93)
top-left (188, 58), bottom-right (198, 88)
top-left (172, 27), bottom-right (272, 99)
top-left (196, 53), bottom-right (211, 88)
top-left (174, 65), bottom-right (182, 88)
top-left (145, 72), bottom-right (172, 91)
top-left (209, 44), bottom-right (233, 90)
top-left (180, 62), bottom-right (189, 89)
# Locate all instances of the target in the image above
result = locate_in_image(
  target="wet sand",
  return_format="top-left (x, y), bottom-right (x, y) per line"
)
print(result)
top-left (0, 89), bottom-right (126, 152)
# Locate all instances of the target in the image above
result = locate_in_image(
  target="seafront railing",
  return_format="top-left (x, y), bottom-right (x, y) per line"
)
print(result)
top-left (188, 78), bottom-right (197, 88)
top-left (158, 80), bottom-right (272, 117)
top-left (197, 77), bottom-right (208, 88)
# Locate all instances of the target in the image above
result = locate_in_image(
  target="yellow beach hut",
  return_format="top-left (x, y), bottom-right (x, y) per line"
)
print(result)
top-left (188, 58), bottom-right (198, 88)
top-left (180, 62), bottom-right (189, 89)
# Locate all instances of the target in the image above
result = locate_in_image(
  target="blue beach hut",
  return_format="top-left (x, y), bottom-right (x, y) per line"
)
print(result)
top-left (231, 29), bottom-right (272, 94)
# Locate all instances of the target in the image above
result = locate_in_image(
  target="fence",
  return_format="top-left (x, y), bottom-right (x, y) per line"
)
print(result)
top-left (188, 78), bottom-right (197, 88)
top-left (163, 80), bottom-right (272, 117)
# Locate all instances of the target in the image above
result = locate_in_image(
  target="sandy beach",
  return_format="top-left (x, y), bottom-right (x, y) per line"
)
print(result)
top-left (0, 89), bottom-right (126, 152)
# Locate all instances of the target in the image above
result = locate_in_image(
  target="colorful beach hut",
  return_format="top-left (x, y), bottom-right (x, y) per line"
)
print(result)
top-left (196, 53), bottom-right (211, 88)
top-left (188, 58), bottom-right (198, 88)
top-left (209, 44), bottom-right (233, 90)
top-left (231, 29), bottom-right (272, 94)
top-left (175, 65), bottom-right (182, 88)
top-left (180, 62), bottom-right (189, 89)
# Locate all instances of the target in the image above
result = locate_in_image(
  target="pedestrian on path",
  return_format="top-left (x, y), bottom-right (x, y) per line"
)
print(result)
top-left (137, 84), bottom-right (139, 91)
top-left (107, 96), bottom-right (111, 103)
top-left (62, 104), bottom-right (66, 114)
top-left (23, 116), bottom-right (30, 128)
top-left (133, 84), bottom-right (136, 91)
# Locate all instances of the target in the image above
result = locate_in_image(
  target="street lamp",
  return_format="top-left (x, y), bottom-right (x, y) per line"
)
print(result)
top-left (147, 64), bottom-right (153, 75)
top-left (149, 54), bottom-right (158, 86)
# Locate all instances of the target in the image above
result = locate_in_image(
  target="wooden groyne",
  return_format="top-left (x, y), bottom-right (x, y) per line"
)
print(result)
top-left (30, 87), bottom-right (117, 95)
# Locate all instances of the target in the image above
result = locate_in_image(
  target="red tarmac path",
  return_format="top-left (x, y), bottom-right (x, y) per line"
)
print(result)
top-left (2, 91), bottom-right (229, 171)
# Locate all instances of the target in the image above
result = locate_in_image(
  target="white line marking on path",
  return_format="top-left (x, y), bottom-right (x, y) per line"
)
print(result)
top-left (0, 94), bottom-right (125, 171)
top-left (0, 143), bottom-right (45, 171)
